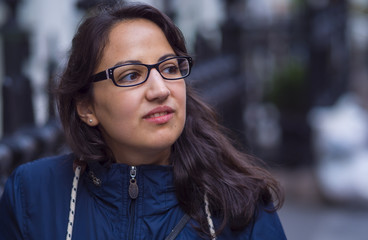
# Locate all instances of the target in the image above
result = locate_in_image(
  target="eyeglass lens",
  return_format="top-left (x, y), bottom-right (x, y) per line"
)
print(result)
top-left (113, 57), bottom-right (190, 86)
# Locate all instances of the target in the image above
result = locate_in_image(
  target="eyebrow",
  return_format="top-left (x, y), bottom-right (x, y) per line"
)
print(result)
top-left (113, 53), bottom-right (177, 67)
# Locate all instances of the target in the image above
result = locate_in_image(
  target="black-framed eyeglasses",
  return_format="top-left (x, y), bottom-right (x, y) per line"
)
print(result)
top-left (90, 56), bottom-right (193, 87)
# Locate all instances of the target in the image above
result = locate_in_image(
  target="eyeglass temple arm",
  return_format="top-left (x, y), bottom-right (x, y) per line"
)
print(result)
top-left (91, 69), bottom-right (109, 82)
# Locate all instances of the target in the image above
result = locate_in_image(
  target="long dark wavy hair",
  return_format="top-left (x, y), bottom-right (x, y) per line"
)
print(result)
top-left (56, 1), bottom-right (283, 236)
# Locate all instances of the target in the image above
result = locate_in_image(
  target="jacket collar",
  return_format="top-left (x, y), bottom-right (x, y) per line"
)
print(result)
top-left (81, 160), bottom-right (178, 216)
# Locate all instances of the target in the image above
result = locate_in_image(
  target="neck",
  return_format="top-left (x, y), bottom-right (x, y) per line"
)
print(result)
top-left (114, 148), bottom-right (171, 166)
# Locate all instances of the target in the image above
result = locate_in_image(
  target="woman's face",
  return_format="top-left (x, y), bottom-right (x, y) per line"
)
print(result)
top-left (78, 19), bottom-right (186, 165)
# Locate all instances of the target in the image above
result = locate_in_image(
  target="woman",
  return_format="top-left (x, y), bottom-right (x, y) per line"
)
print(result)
top-left (0, 2), bottom-right (286, 239)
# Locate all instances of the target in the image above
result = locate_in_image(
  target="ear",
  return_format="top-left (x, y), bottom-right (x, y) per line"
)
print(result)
top-left (76, 100), bottom-right (99, 127)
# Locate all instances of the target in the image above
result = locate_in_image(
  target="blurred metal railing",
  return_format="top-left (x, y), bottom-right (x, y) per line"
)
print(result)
top-left (0, 120), bottom-right (65, 194)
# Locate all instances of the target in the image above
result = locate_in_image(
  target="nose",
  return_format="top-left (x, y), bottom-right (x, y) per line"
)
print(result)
top-left (145, 68), bottom-right (170, 102)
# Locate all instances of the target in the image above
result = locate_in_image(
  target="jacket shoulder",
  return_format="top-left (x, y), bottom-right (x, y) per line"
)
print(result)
top-left (16, 153), bottom-right (74, 177)
top-left (2, 153), bottom-right (75, 196)
top-left (8, 153), bottom-right (76, 206)
top-left (249, 205), bottom-right (287, 240)
top-left (0, 154), bottom-right (75, 239)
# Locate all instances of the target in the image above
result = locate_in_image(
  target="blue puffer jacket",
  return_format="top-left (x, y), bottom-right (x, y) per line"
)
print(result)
top-left (0, 154), bottom-right (286, 239)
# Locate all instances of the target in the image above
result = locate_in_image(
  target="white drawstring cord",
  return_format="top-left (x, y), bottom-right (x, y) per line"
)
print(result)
top-left (66, 166), bottom-right (81, 240)
top-left (204, 193), bottom-right (216, 240)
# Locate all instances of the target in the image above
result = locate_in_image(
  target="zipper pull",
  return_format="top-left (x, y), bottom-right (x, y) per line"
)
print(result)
top-left (129, 166), bottom-right (139, 199)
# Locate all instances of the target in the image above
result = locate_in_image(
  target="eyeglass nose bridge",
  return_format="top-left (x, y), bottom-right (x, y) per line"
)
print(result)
top-left (144, 62), bottom-right (165, 82)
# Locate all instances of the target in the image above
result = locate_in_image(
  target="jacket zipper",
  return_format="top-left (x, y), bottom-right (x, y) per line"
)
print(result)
top-left (128, 166), bottom-right (138, 240)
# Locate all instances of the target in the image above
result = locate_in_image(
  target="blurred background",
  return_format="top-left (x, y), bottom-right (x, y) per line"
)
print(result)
top-left (0, 0), bottom-right (367, 239)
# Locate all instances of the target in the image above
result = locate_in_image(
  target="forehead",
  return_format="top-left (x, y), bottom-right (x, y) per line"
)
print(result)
top-left (110, 18), bottom-right (161, 37)
top-left (107, 18), bottom-right (169, 48)
top-left (98, 18), bottom-right (174, 67)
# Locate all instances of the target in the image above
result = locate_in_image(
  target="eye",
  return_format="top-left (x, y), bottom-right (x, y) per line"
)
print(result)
top-left (160, 59), bottom-right (181, 78)
top-left (162, 65), bottom-right (180, 75)
top-left (116, 72), bottom-right (142, 83)
top-left (113, 65), bottom-right (146, 85)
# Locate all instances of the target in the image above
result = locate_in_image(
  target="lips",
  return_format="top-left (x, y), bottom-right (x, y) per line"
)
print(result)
top-left (143, 106), bottom-right (174, 124)
top-left (147, 112), bottom-right (169, 118)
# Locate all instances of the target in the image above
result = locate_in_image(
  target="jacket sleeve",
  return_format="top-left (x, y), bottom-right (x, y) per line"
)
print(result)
top-left (249, 206), bottom-right (287, 240)
top-left (0, 165), bottom-right (27, 239)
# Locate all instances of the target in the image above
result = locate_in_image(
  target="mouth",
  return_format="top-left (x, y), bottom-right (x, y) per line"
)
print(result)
top-left (143, 106), bottom-right (175, 125)
top-left (144, 106), bottom-right (174, 118)
top-left (146, 111), bottom-right (170, 119)
top-left (143, 106), bottom-right (174, 124)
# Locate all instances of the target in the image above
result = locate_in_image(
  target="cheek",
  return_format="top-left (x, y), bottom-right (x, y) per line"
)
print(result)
top-left (181, 91), bottom-right (187, 120)
top-left (93, 88), bottom-right (139, 125)
top-left (175, 83), bottom-right (187, 125)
